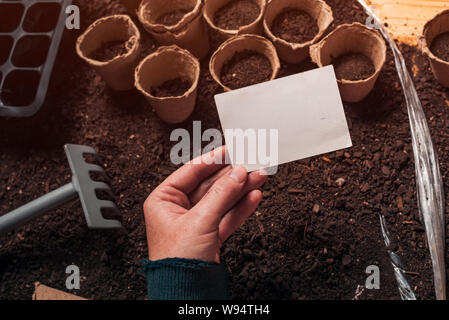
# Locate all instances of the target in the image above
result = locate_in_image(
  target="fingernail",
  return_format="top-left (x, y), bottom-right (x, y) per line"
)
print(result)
top-left (229, 166), bottom-right (247, 183)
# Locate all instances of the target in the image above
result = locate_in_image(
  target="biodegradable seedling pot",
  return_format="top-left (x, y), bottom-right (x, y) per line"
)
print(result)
top-left (203, 0), bottom-right (267, 40)
top-left (76, 15), bottom-right (141, 91)
top-left (310, 23), bottom-right (387, 103)
top-left (419, 9), bottom-right (449, 88)
top-left (209, 34), bottom-right (280, 91)
top-left (135, 45), bottom-right (200, 124)
top-left (120, 0), bottom-right (141, 16)
top-left (137, 0), bottom-right (209, 59)
top-left (263, 0), bottom-right (333, 64)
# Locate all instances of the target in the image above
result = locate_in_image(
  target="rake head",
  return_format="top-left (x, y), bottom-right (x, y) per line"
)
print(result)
top-left (64, 144), bottom-right (123, 230)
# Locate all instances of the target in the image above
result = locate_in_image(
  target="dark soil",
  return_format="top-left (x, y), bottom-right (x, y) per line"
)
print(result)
top-left (214, 0), bottom-right (260, 30)
top-left (0, 0), bottom-right (442, 300)
top-left (150, 78), bottom-right (192, 97)
top-left (89, 40), bottom-right (128, 62)
top-left (220, 50), bottom-right (272, 90)
top-left (156, 9), bottom-right (190, 26)
top-left (430, 32), bottom-right (449, 62)
top-left (271, 8), bottom-right (318, 43)
top-left (333, 53), bottom-right (376, 81)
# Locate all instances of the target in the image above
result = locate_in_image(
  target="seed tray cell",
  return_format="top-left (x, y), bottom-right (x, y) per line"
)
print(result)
top-left (0, 0), bottom-right (72, 117)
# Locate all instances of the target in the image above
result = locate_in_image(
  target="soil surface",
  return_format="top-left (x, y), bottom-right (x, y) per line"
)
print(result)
top-left (0, 0), bottom-right (445, 300)
top-left (214, 0), bottom-right (260, 30)
top-left (271, 8), bottom-right (318, 43)
top-left (220, 50), bottom-right (272, 90)
top-left (333, 53), bottom-right (375, 81)
top-left (150, 78), bottom-right (192, 97)
top-left (90, 40), bottom-right (128, 62)
top-left (156, 9), bottom-right (190, 26)
top-left (430, 32), bottom-right (449, 62)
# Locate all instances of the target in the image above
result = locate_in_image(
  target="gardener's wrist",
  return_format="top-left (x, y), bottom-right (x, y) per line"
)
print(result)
top-left (142, 258), bottom-right (229, 300)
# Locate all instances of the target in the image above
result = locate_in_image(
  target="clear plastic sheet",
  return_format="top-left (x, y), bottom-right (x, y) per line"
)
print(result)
top-left (379, 214), bottom-right (416, 300)
top-left (357, 0), bottom-right (446, 300)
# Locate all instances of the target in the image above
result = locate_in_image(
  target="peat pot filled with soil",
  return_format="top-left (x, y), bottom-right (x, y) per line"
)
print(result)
top-left (135, 45), bottom-right (200, 124)
top-left (310, 23), bottom-right (386, 103)
top-left (137, 0), bottom-right (209, 59)
top-left (76, 15), bottom-right (141, 91)
top-left (263, 0), bottom-right (333, 63)
top-left (209, 34), bottom-right (280, 91)
top-left (419, 9), bottom-right (449, 88)
top-left (204, 0), bottom-right (267, 40)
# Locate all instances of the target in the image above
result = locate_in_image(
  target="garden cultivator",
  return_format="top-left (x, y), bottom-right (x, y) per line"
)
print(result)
top-left (0, 144), bottom-right (123, 235)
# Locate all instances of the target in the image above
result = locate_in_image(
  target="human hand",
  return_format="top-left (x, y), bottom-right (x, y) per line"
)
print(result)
top-left (143, 146), bottom-right (268, 263)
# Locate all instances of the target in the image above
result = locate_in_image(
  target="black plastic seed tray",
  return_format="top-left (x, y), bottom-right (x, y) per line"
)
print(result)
top-left (0, 0), bottom-right (72, 117)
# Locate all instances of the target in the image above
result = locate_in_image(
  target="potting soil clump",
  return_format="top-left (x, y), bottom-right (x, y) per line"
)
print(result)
top-left (430, 32), bottom-right (449, 62)
top-left (333, 53), bottom-right (375, 81)
top-left (89, 40), bottom-right (129, 62)
top-left (156, 9), bottom-right (193, 26)
top-left (214, 0), bottom-right (260, 30)
top-left (271, 8), bottom-right (318, 43)
top-left (150, 78), bottom-right (192, 97)
top-left (220, 50), bottom-right (272, 90)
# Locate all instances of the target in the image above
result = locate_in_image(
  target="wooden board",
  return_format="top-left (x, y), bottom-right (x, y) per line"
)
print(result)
top-left (366, 0), bottom-right (449, 45)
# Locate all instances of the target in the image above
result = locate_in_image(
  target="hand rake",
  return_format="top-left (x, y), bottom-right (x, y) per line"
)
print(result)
top-left (0, 144), bottom-right (123, 235)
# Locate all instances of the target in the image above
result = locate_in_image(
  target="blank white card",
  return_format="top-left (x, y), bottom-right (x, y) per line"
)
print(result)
top-left (215, 65), bottom-right (353, 172)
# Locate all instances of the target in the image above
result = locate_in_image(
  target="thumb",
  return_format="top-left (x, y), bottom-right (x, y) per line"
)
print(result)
top-left (189, 166), bottom-right (248, 229)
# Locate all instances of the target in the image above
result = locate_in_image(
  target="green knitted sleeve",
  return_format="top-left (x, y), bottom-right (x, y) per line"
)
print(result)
top-left (142, 258), bottom-right (229, 300)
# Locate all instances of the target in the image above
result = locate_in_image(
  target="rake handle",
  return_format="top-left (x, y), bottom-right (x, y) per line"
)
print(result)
top-left (0, 183), bottom-right (78, 235)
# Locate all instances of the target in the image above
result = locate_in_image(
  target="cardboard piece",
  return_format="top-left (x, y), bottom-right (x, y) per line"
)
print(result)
top-left (135, 45), bottom-right (200, 124)
top-left (419, 9), bottom-right (449, 88)
top-left (215, 65), bottom-right (352, 172)
top-left (263, 0), bottom-right (333, 63)
top-left (209, 34), bottom-right (281, 92)
top-left (137, 0), bottom-right (210, 59)
top-left (310, 23), bottom-right (386, 103)
top-left (76, 15), bottom-right (141, 91)
top-left (33, 282), bottom-right (87, 300)
top-left (365, 0), bottom-right (449, 46)
top-left (203, 0), bottom-right (267, 40)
